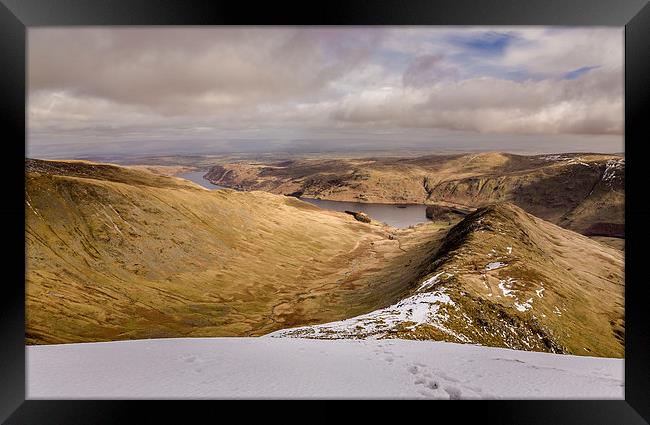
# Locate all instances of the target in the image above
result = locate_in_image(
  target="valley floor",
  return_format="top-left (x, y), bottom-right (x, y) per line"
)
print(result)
top-left (26, 337), bottom-right (623, 399)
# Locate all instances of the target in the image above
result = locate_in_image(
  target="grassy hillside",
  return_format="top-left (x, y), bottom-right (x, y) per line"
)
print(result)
top-left (26, 159), bottom-right (447, 344)
top-left (271, 203), bottom-right (625, 358)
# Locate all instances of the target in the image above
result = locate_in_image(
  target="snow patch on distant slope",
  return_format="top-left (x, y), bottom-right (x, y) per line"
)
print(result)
top-left (498, 278), bottom-right (517, 298)
top-left (514, 298), bottom-right (534, 312)
top-left (540, 154), bottom-right (565, 161)
top-left (417, 272), bottom-right (454, 291)
top-left (602, 159), bottom-right (624, 182)
top-left (539, 154), bottom-right (588, 165)
top-left (485, 261), bottom-right (507, 271)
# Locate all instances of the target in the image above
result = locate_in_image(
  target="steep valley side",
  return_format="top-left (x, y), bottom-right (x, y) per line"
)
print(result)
top-left (26, 159), bottom-right (449, 344)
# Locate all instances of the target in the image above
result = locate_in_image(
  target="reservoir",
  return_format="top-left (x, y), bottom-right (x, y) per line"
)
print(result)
top-left (178, 171), bottom-right (228, 190)
top-left (178, 171), bottom-right (430, 228)
top-left (300, 198), bottom-right (429, 229)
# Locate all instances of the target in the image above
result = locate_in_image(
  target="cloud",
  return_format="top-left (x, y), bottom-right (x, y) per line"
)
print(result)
top-left (29, 28), bottom-right (383, 114)
top-left (402, 55), bottom-right (458, 87)
top-left (498, 28), bottom-right (622, 74)
top-left (27, 27), bottom-right (623, 154)
top-left (329, 65), bottom-right (622, 135)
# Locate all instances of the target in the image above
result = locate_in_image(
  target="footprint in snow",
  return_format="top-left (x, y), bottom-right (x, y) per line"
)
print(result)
top-left (415, 377), bottom-right (439, 390)
top-left (407, 362), bottom-right (491, 400)
top-left (408, 364), bottom-right (443, 398)
top-left (179, 355), bottom-right (197, 363)
top-left (381, 348), bottom-right (403, 359)
top-left (433, 369), bottom-right (460, 383)
top-left (444, 385), bottom-right (462, 400)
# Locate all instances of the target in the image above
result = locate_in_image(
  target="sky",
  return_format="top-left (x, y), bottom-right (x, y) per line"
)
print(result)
top-left (27, 27), bottom-right (624, 158)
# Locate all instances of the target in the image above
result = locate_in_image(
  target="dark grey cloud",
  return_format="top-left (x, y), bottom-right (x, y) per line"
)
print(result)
top-left (402, 55), bottom-right (459, 87)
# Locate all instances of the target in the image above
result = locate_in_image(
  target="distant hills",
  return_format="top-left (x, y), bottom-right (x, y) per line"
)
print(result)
top-left (25, 158), bottom-right (624, 357)
top-left (204, 152), bottom-right (624, 245)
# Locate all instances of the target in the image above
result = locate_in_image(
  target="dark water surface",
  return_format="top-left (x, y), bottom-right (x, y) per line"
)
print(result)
top-left (178, 171), bottom-right (429, 228)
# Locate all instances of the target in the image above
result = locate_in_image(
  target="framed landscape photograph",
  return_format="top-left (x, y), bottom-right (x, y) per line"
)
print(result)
top-left (2, 0), bottom-right (649, 422)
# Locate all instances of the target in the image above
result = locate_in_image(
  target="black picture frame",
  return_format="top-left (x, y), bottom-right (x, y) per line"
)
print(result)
top-left (2, 0), bottom-right (649, 422)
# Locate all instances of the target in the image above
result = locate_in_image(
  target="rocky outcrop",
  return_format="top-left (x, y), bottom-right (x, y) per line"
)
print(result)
top-left (284, 190), bottom-right (304, 198)
top-left (344, 210), bottom-right (371, 223)
top-left (425, 204), bottom-right (464, 221)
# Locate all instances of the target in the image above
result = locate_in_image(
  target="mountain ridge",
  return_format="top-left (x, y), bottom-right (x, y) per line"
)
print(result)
top-left (270, 203), bottom-right (624, 357)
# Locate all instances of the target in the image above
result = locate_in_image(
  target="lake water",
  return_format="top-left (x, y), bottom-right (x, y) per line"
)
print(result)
top-left (300, 198), bottom-right (429, 228)
top-left (178, 171), bottom-right (228, 190)
top-left (177, 171), bottom-right (429, 228)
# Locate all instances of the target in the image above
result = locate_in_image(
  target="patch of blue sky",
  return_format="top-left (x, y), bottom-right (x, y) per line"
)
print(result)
top-left (563, 65), bottom-right (600, 80)
top-left (441, 52), bottom-right (547, 82)
top-left (447, 31), bottom-right (518, 56)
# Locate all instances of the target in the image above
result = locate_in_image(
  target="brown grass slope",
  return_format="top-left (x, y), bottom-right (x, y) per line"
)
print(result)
top-left (414, 203), bottom-right (623, 357)
top-left (25, 159), bottom-right (448, 344)
top-left (275, 203), bottom-right (624, 358)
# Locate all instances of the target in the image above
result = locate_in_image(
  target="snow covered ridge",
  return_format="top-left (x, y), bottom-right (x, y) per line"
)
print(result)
top-left (539, 154), bottom-right (625, 179)
top-left (267, 261), bottom-right (543, 346)
top-left (539, 154), bottom-right (625, 171)
top-left (267, 277), bottom-right (465, 341)
top-left (26, 338), bottom-right (624, 399)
